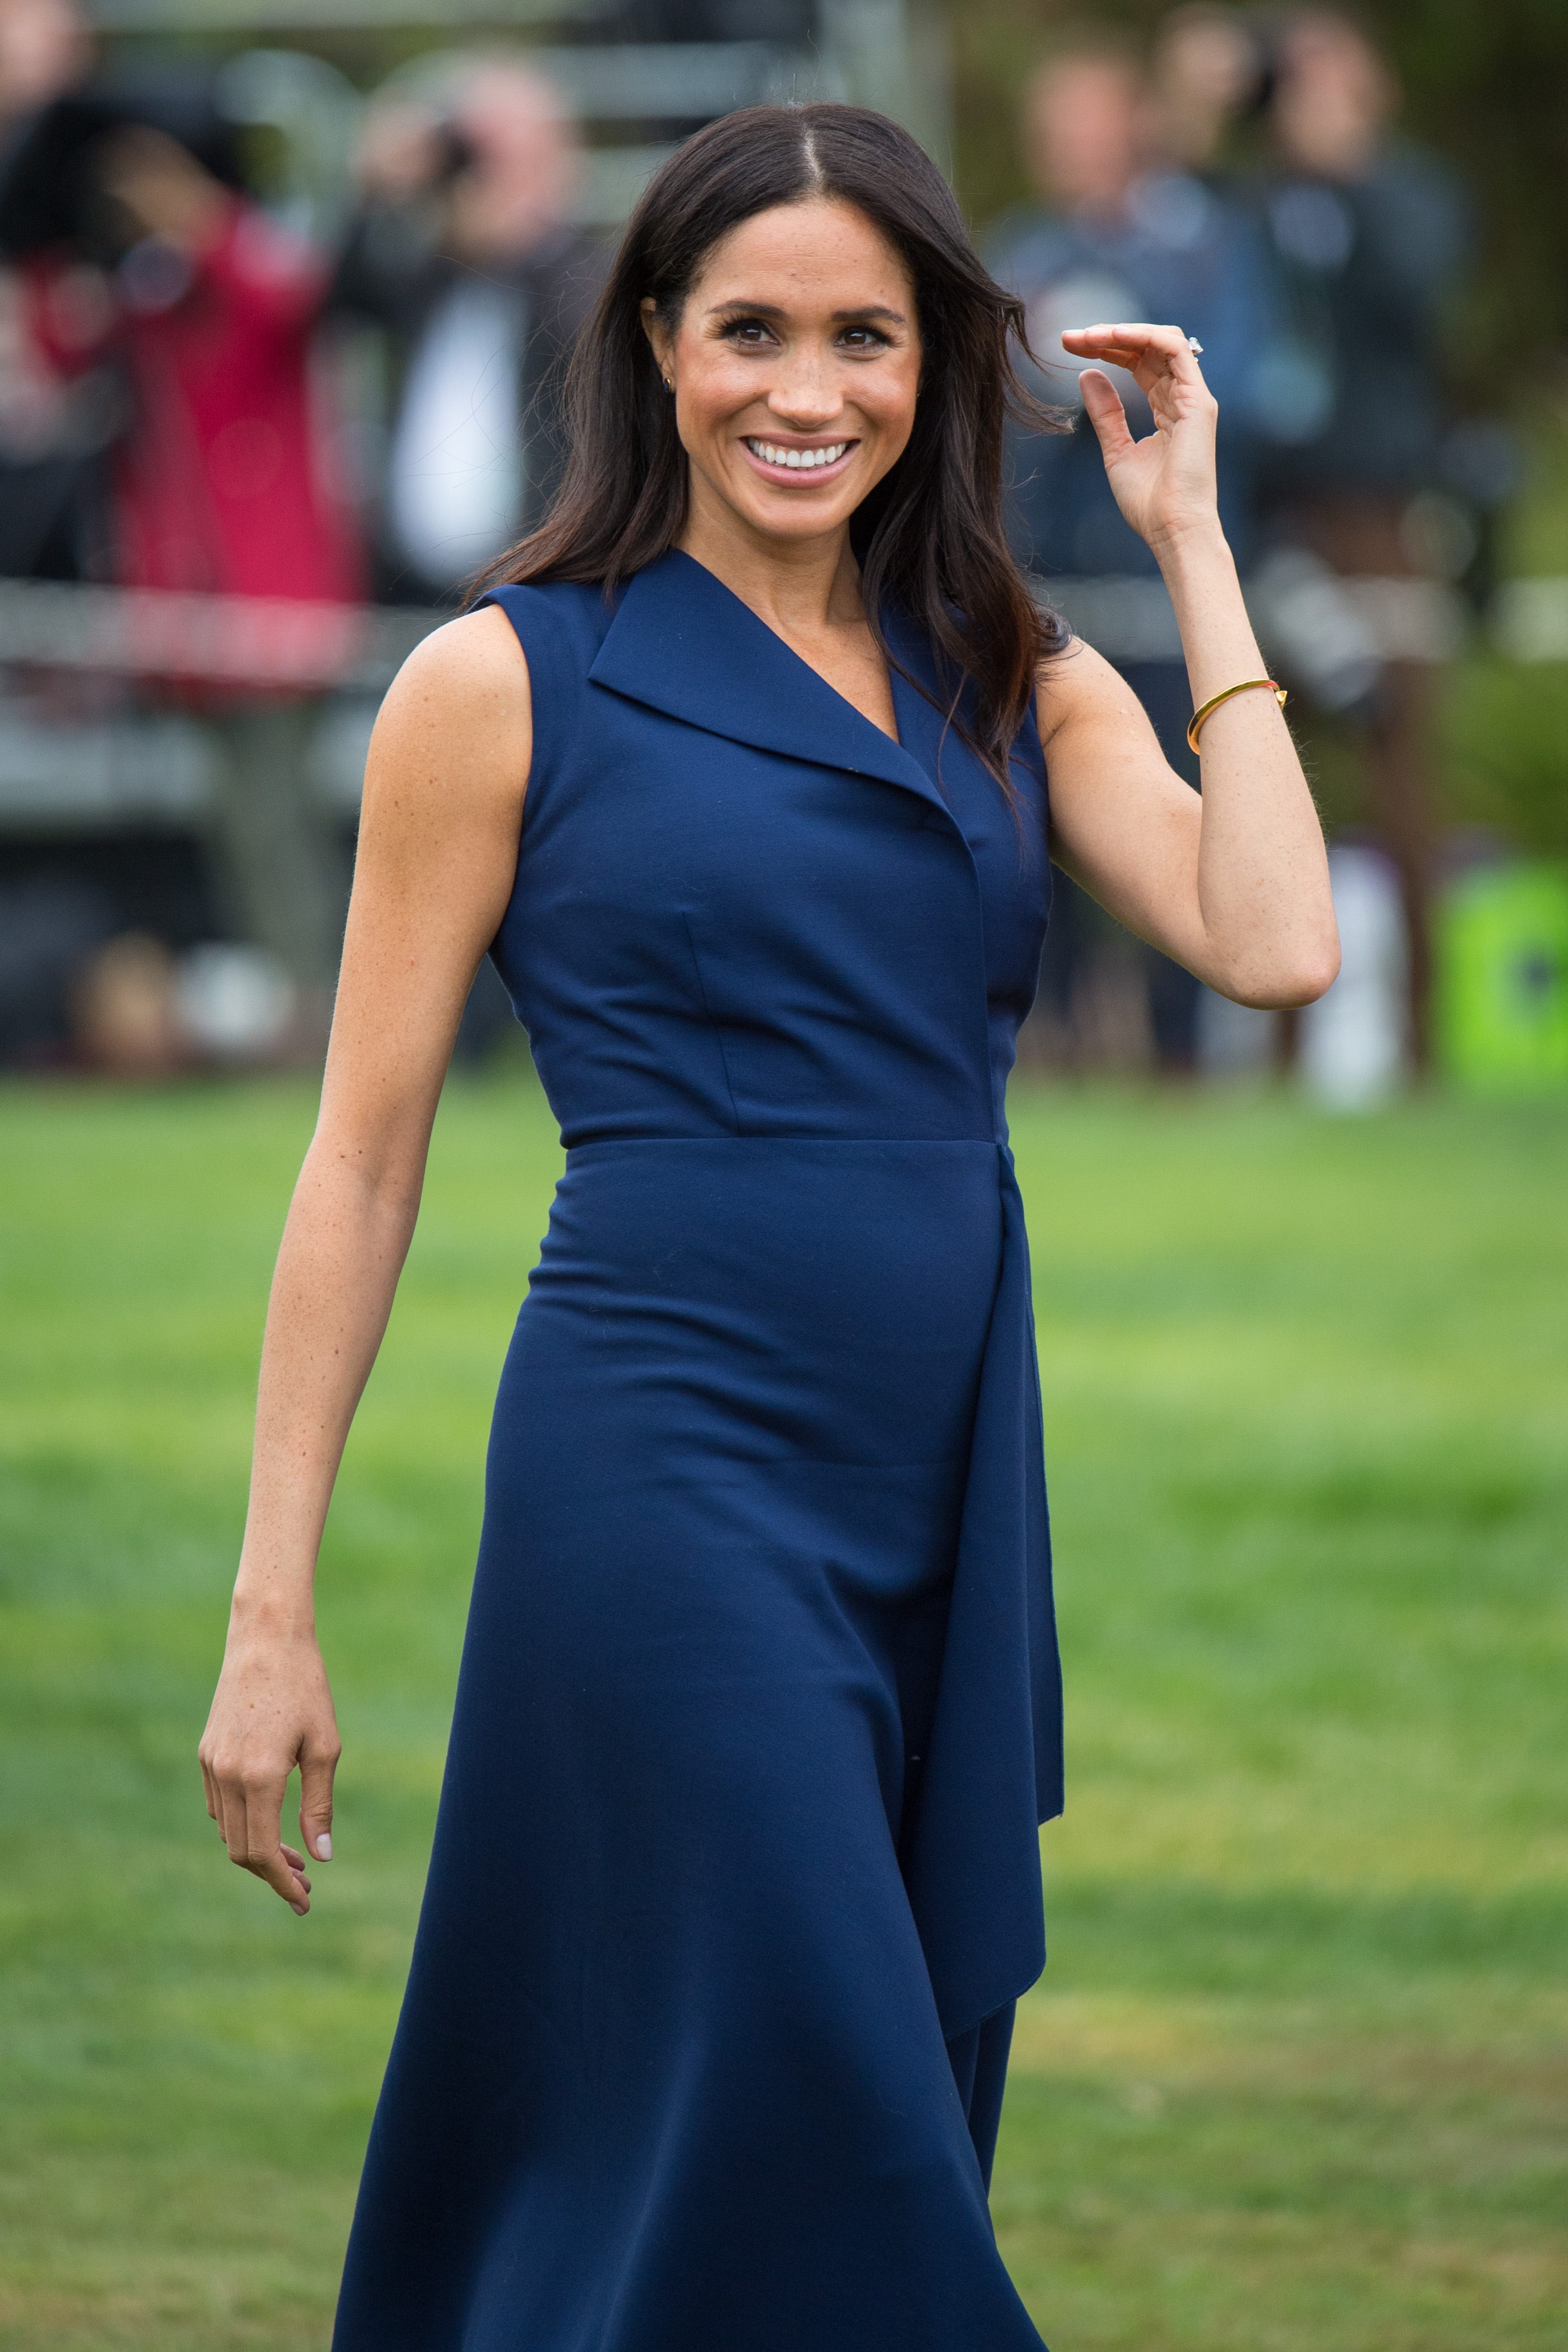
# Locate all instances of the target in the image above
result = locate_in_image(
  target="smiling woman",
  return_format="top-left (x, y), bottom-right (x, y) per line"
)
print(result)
top-left (197, 100), bottom-right (1338, 2352)
top-left (491, 105), bottom-right (1070, 782)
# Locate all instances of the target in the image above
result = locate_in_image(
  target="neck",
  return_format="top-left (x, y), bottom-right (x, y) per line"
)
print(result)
top-left (676, 479), bottom-right (864, 639)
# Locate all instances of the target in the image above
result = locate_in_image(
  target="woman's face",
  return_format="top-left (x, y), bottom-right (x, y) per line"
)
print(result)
top-left (644, 197), bottom-right (922, 549)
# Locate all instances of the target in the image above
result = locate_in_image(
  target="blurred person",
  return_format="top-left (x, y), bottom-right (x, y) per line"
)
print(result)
top-left (0, 0), bottom-right (86, 122)
top-left (991, 38), bottom-right (1277, 574)
top-left (331, 60), bottom-right (603, 604)
top-left (1253, 7), bottom-right (1471, 1066)
top-left (0, 0), bottom-right (102, 577)
top-left (69, 928), bottom-right (185, 1074)
top-left (1149, 4), bottom-right (1264, 174)
top-left (24, 119), bottom-right (363, 606)
top-left (197, 102), bottom-right (1335, 2345)
top-left (987, 33), bottom-right (1281, 1068)
top-left (7, 93), bottom-right (364, 1013)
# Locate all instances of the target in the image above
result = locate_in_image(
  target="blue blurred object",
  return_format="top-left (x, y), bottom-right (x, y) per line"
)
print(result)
top-left (1248, 142), bottom-right (1472, 504)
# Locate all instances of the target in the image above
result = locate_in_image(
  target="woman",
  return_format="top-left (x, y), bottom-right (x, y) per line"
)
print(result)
top-left (200, 104), bottom-right (1336, 2350)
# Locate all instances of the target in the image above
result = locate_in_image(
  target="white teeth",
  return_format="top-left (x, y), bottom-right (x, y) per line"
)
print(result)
top-left (749, 440), bottom-right (848, 471)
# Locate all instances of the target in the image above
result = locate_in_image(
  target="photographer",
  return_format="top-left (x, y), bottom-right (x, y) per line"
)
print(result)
top-left (331, 60), bottom-right (605, 605)
top-left (4, 83), bottom-right (363, 1018)
top-left (0, 0), bottom-right (98, 578)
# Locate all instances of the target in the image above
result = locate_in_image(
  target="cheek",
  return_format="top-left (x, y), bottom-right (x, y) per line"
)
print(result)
top-left (863, 357), bottom-right (922, 446)
top-left (675, 348), bottom-right (755, 429)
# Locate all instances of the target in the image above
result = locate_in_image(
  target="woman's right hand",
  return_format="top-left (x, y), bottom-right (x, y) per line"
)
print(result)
top-left (192, 606), bottom-right (530, 1919)
top-left (199, 1621), bottom-right (341, 1915)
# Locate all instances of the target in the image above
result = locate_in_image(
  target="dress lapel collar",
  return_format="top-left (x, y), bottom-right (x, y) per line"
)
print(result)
top-left (588, 550), bottom-right (949, 815)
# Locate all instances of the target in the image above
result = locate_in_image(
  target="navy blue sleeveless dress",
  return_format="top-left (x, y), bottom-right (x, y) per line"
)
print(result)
top-left (332, 549), bottom-right (1061, 2351)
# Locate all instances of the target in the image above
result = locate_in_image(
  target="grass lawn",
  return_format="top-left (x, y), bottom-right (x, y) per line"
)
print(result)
top-left (1, 1072), bottom-right (1564, 2349)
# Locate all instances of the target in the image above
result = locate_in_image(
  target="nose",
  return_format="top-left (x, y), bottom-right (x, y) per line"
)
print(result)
top-left (765, 340), bottom-right (845, 432)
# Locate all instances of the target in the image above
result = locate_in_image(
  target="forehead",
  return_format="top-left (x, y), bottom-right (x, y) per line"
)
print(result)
top-left (688, 197), bottom-right (914, 310)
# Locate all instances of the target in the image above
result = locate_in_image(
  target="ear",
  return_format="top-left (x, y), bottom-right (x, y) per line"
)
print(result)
top-left (640, 296), bottom-right (671, 379)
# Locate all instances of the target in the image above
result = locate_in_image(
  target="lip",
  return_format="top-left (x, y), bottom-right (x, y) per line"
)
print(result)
top-left (739, 435), bottom-right (859, 488)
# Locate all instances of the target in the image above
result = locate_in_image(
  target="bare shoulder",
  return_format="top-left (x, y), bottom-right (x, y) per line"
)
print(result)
top-left (385, 602), bottom-right (531, 709)
top-left (1033, 636), bottom-right (1148, 748)
top-left (367, 605), bottom-right (533, 815)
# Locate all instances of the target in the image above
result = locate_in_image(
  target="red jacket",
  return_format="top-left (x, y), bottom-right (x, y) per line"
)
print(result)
top-left (30, 198), bottom-right (362, 607)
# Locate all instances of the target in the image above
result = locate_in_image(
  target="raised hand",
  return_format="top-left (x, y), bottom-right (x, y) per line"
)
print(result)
top-left (1059, 322), bottom-right (1220, 561)
top-left (94, 125), bottom-right (229, 248)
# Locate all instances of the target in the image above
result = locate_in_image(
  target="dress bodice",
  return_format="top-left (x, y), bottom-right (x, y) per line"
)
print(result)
top-left (481, 550), bottom-right (1051, 1149)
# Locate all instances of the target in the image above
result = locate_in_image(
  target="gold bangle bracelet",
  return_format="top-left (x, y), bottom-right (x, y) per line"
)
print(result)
top-left (1186, 677), bottom-right (1288, 755)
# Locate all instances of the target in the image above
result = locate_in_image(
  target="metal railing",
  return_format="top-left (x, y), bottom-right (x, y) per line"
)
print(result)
top-left (4, 567), bottom-right (1563, 828)
top-left (0, 578), bottom-right (442, 694)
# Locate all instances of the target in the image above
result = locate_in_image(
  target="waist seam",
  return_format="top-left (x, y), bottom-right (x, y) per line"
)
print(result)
top-left (563, 1134), bottom-right (1008, 1155)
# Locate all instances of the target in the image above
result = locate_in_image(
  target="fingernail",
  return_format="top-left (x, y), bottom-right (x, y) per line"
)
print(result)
top-left (316, 1833), bottom-right (332, 1861)
top-left (291, 1901), bottom-right (308, 1916)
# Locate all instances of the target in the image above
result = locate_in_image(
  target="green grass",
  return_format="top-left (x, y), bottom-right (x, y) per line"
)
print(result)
top-left (2, 1074), bottom-right (1564, 2349)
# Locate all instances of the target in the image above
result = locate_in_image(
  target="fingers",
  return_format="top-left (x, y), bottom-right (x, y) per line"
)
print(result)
top-left (215, 1769), bottom-right (250, 1870)
top-left (1078, 369), bottom-right (1138, 468)
top-left (200, 1639), bottom-right (341, 1915)
top-left (215, 1766), bottom-right (312, 1912)
top-left (1061, 322), bottom-right (1209, 397)
top-left (299, 1734), bottom-right (340, 1866)
top-left (1061, 321), bottom-right (1198, 361)
top-left (280, 1842), bottom-right (313, 1899)
top-left (249, 1840), bottom-right (311, 1914)
top-left (242, 1781), bottom-right (312, 1914)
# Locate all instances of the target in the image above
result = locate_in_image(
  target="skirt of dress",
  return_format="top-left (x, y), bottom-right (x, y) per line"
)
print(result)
top-left (332, 1137), bottom-right (1048, 2351)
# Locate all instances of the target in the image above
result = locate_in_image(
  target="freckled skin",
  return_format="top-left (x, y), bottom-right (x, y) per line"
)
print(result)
top-left (642, 198), bottom-right (923, 555)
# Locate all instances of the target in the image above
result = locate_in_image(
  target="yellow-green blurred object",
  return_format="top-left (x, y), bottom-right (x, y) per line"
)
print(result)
top-left (1435, 861), bottom-right (1568, 1090)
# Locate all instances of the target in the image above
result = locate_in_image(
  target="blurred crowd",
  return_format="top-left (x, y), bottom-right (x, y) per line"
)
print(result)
top-left (0, 2), bottom-right (604, 598)
top-left (0, 0), bottom-right (1531, 1091)
top-left (0, 0), bottom-right (605, 1067)
top-left (987, 6), bottom-right (1484, 1083)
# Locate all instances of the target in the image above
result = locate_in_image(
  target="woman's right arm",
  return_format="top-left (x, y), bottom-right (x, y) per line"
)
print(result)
top-left (198, 604), bottom-right (532, 1915)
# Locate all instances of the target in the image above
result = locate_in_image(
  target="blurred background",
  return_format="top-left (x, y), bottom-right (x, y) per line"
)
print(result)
top-left (1, 4), bottom-right (1564, 2348)
top-left (0, 0), bottom-right (1565, 1091)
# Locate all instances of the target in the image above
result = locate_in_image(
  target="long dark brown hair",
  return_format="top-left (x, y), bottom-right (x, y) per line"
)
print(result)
top-left (482, 102), bottom-right (1067, 785)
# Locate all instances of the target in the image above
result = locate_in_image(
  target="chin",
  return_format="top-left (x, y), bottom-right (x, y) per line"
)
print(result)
top-left (756, 507), bottom-right (855, 541)
top-left (734, 485), bottom-right (862, 540)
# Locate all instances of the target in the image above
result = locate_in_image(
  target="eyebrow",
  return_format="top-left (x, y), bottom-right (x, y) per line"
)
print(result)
top-left (704, 300), bottom-right (909, 325)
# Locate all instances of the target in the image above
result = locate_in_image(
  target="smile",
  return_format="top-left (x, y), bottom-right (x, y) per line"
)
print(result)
top-left (743, 438), bottom-right (852, 474)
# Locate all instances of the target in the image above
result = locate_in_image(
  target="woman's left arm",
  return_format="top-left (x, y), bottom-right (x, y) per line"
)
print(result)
top-left (1036, 323), bottom-right (1340, 1009)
